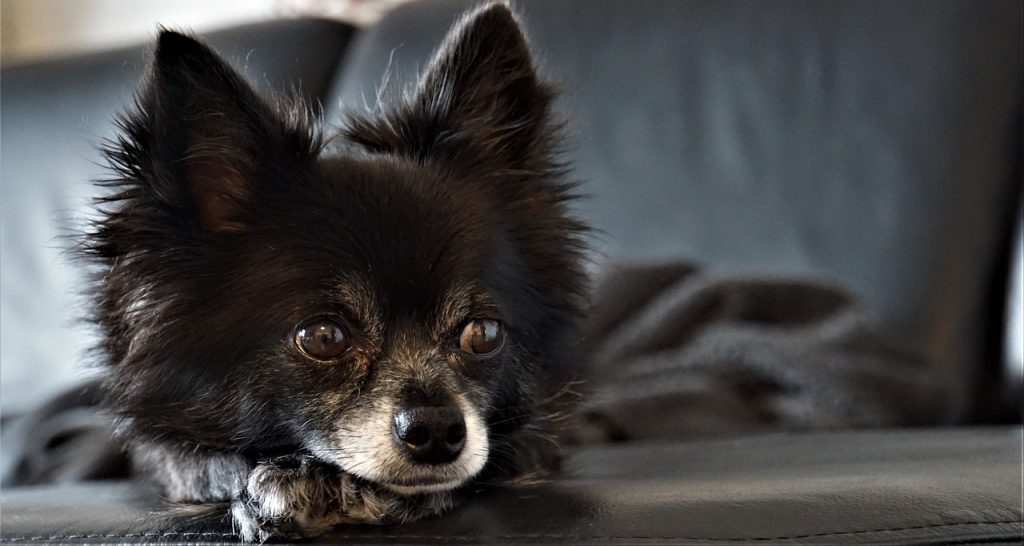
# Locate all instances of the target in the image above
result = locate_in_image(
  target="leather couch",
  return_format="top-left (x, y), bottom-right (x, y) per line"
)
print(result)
top-left (2, 1), bottom-right (1021, 543)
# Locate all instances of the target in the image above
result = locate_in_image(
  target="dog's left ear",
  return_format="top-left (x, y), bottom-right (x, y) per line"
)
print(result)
top-left (348, 3), bottom-right (555, 168)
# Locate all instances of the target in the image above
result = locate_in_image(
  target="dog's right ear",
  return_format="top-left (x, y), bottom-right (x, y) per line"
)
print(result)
top-left (108, 31), bottom-right (317, 233)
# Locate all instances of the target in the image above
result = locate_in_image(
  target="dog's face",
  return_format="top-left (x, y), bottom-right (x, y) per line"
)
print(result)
top-left (91, 5), bottom-right (586, 494)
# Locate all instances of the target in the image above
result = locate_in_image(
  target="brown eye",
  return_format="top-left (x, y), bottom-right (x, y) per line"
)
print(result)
top-left (295, 320), bottom-right (350, 361)
top-left (459, 319), bottom-right (504, 356)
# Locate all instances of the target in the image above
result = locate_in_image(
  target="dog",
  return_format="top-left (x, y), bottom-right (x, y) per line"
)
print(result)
top-left (84, 2), bottom-right (587, 541)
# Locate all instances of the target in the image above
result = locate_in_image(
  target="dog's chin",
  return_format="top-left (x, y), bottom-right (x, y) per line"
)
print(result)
top-left (381, 479), bottom-right (468, 496)
top-left (308, 396), bottom-right (490, 497)
top-left (335, 449), bottom-right (488, 497)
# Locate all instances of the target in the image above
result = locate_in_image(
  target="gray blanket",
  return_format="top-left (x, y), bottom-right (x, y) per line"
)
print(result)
top-left (1, 262), bottom-right (949, 485)
top-left (573, 262), bottom-right (948, 443)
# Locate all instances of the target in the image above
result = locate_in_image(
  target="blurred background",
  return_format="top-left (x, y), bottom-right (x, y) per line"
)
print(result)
top-left (1, 0), bottom-right (409, 64)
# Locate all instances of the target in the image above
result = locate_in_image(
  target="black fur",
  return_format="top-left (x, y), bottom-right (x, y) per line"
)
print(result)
top-left (84, 3), bottom-right (587, 541)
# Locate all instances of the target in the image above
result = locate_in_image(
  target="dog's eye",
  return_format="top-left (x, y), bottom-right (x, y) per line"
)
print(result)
top-left (459, 319), bottom-right (504, 356)
top-left (295, 320), bottom-right (350, 361)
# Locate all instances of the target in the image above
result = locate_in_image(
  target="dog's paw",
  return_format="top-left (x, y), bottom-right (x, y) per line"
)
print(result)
top-left (229, 454), bottom-right (457, 541)
top-left (230, 455), bottom-right (343, 542)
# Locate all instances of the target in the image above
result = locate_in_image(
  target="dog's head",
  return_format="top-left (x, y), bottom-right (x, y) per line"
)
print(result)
top-left (91, 3), bottom-right (587, 494)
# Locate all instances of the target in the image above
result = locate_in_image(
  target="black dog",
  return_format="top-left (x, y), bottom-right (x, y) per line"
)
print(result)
top-left (85, 3), bottom-right (587, 540)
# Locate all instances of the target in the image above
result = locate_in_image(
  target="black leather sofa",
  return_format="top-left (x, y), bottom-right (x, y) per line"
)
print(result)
top-left (2, 1), bottom-right (1021, 543)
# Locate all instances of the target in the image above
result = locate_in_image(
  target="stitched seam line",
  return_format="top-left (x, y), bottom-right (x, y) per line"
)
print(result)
top-left (3, 532), bottom-right (238, 542)
top-left (2, 519), bottom-right (1022, 542)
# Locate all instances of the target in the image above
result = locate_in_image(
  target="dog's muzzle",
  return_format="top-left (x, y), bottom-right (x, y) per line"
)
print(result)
top-left (392, 388), bottom-right (467, 465)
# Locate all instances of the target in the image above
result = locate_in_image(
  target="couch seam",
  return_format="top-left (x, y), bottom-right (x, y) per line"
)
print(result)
top-left (2, 519), bottom-right (1022, 543)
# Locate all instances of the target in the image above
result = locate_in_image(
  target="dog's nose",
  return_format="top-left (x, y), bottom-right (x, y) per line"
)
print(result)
top-left (392, 406), bottom-right (466, 465)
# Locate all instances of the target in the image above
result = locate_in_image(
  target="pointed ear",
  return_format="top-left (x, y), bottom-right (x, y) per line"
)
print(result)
top-left (129, 31), bottom-right (315, 233)
top-left (346, 3), bottom-right (556, 167)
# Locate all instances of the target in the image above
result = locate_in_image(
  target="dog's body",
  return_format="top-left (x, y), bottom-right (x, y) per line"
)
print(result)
top-left (85, 4), bottom-right (586, 540)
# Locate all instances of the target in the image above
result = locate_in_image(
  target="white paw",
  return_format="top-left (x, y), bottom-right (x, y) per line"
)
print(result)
top-left (230, 456), bottom-right (336, 542)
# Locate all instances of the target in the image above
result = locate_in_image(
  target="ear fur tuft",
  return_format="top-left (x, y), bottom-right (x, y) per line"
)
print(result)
top-left (343, 2), bottom-right (558, 171)
top-left (98, 30), bottom-right (320, 235)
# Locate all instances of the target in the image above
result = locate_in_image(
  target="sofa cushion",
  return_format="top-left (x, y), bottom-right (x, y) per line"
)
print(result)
top-left (2, 428), bottom-right (1021, 544)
